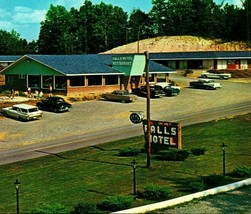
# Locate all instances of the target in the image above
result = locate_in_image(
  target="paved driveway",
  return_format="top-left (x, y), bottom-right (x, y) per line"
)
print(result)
top-left (0, 78), bottom-right (250, 152)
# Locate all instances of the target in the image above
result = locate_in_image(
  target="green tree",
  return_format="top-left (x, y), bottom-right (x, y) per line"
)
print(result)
top-left (128, 9), bottom-right (153, 44)
top-left (0, 29), bottom-right (31, 54)
top-left (38, 4), bottom-right (73, 54)
top-left (77, 0), bottom-right (96, 53)
top-left (149, 0), bottom-right (169, 36)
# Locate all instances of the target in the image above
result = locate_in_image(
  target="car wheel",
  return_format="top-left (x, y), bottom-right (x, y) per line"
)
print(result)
top-left (121, 99), bottom-right (126, 103)
top-left (53, 108), bottom-right (58, 113)
top-left (103, 97), bottom-right (108, 101)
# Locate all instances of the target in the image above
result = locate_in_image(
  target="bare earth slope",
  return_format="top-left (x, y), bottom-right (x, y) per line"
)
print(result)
top-left (103, 36), bottom-right (251, 54)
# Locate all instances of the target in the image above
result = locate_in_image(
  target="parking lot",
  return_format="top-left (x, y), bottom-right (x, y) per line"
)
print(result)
top-left (0, 77), bottom-right (251, 151)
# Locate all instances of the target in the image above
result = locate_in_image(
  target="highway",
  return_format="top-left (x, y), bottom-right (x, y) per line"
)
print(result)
top-left (0, 100), bottom-right (250, 165)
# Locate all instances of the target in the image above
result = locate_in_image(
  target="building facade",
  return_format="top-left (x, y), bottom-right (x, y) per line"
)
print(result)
top-left (0, 54), bottom-right (174, 95)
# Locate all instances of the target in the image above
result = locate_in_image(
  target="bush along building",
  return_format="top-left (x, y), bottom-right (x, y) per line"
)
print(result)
top-left (0, 54), bottom-right (175, 96)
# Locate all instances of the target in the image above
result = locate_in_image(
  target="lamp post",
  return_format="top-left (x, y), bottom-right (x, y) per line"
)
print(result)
top-left (221, 143), bottom-right (226, 176)
top-left (131, 159), bottom-right (137, 197)
top-left (14, 179), bottom-right (20, 214)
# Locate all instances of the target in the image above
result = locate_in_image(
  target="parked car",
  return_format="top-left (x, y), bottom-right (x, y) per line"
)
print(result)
top-left (189, 79), bottom-right (222, 90)
top-left (155, 82), bottom-right (181, 90)
top-left (154, 85), bottom-right (180, 96)
top-left (36, 96), bottom-right (71, 112)
top-left (201, 70), bottom-right (231, 79)
top-left (2, 104), bottom-right (43, 121)
top-left (101, 90), bottom-right (137, 103)
top-left (132, 86), bottom-right (161, 98)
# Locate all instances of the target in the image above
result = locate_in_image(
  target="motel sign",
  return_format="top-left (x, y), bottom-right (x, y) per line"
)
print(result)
top-left (142, 120), bottom-right (182, 151)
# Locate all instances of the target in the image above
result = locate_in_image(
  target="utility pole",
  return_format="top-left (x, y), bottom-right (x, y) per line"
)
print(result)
top-left (144, 51), bottom-right (151, 168)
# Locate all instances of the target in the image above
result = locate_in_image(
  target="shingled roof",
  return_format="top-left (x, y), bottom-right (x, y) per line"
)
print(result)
top-left (1, 54), bottom-right (175, 75)
top-left (150, 51), bottom-right (251, 60)
top-left (27, 54), bottom-right (122, 75)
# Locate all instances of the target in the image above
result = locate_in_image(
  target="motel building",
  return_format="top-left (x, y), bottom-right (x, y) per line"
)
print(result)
top-left (150, 51), bottom-right (251, 70)
top-left (0, 54), bottom-right (174, 96)
top-left (0, 51), bottom-right (250, 96)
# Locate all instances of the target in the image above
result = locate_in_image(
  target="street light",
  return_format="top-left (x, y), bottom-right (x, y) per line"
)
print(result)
top-left (14, 179), bottom-right (20, 214)
top-left (131, 159), bottom-right (137, 198)
top-left (221, 143), bottom-right (226, 176)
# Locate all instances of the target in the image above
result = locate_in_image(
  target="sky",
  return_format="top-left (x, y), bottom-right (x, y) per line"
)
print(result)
top-left (0, 0), bottom-right (243, 42)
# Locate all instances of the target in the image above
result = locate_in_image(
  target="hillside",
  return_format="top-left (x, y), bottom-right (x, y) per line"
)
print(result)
top-left (103, 36), bottom-right (251, 54)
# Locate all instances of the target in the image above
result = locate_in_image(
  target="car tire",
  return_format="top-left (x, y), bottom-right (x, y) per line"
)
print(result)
top-left (53, 108), bottom-right (58, 113)
top-left (122, 99), bottom-right (126, 103)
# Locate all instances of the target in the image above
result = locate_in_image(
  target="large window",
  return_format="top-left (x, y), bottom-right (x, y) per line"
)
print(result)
top-left (70, 76), bottom-right (85, 86)
top-left (55, 76), bottom-right (66, 89)
top-left (42, 76), bottom-right (53, 88)
top-left (28, 75), bottom-right (40, 88)
top-left (88, 76), bottom-right (102, 86)
top-left (105, 75), bottom-right (119, 85)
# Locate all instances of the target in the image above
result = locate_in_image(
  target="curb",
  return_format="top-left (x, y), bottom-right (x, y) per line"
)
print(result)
top-left (113, 178), bottom-right (251, 214)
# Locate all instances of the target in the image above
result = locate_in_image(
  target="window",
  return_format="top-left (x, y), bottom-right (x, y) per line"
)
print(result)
top-left (149, 74), bottom-right (154, 82)
top-left (55, 76), bottom-right (66, 89)
top-left (88, 76), bottom-right (102, 86)
top-left (70, 76), bottom-right (85, 86)
top-left (28, 75), bottom-right (40, 88)
top-left (42, 76), bottom-right (53, 88)
top-left (18, 75), bottom-right (26, 79)
top-left (105, 75), bottom-right (119, 85)
top-left (157, 74), bottom-right (166, 82)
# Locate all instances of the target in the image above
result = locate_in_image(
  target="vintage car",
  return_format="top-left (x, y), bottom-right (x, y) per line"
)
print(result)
top-left (36, 96), bottom-right (71, 112)
top-left (155, 82), bottom-right (181, 90)
top-left (189, 79), bottom-right (222, 90)
top-left (2, 104), bottom-right (43, 121)
top-left (132, 86), bottom-right (161, 98)
top-left (154, 85), bottom-right (180, 96)
top-left (201, 70), bottom-right (231, 79)
top-left (101, 90), bottom-right (137, 103)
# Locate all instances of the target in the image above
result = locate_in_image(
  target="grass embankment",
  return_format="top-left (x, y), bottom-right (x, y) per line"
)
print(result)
top-left (0, 114), bottom-right (250, 213)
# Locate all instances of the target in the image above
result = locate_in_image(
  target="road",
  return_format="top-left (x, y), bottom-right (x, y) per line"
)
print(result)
top-left (0, 77), bottom-right (250, 165)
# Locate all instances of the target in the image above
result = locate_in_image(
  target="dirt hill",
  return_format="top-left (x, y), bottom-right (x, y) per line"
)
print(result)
top-left (103, 36), bottom-right (251, 54)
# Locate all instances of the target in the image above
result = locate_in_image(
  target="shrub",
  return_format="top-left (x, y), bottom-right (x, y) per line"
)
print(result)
top-left (71, 202), bottom-right (99, 214)
top-left (154, 149), bottom-right (190, 161)
top-left (31, 203), bottom-right (69, 214)
top-left (188, 180), bottom-right (206, 192)
top-left (191, 148), bottom-right (206, 156)
top-left (231, 166), bottom-right (251, 178)
top-left (202, 174), bottom-right (226, 188)
top-left (118, 147), bottom-right (141, 156)
top-left (139, 184), bottom-right (172, 201)
top-left (98, 195), bottom-right (134, 212)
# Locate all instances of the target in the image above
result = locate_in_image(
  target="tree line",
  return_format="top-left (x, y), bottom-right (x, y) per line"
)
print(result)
top-left (1, 0), bottom-right (250, 55)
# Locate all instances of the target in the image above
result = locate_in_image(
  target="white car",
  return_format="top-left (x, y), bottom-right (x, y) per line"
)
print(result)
top-left (201, 70), bottom-right (231, 79)
top-left (2, 104), bottom-right (43, 121)
top-left (155, 82), bottom-right (181, 90)
top-left (190, 79), bottom-right (222, 90)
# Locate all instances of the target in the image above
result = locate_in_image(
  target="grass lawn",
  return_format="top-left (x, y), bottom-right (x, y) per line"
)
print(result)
top-left (0, 114), bottom-right (250, 213)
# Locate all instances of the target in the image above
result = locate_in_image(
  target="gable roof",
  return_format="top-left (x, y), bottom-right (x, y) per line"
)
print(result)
top-left (1, 54), bottom-right (175, 76)
top-left (0, 55), bottom-right (21, 62)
